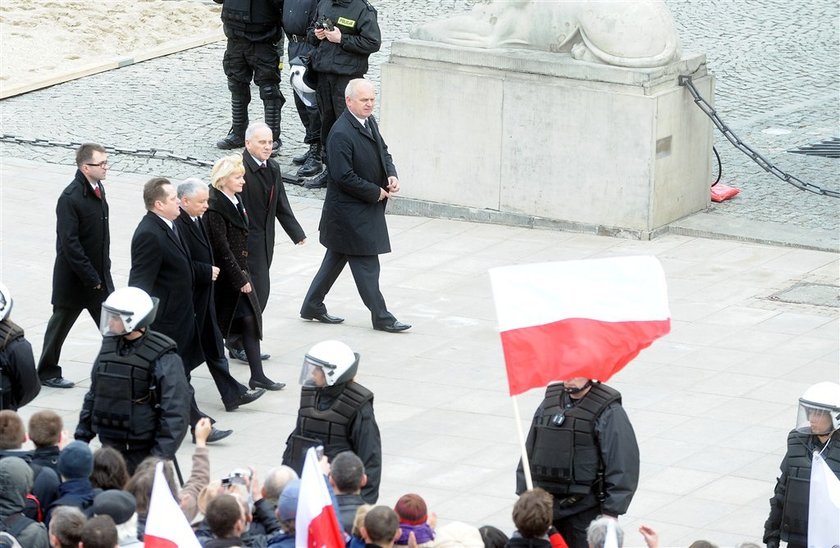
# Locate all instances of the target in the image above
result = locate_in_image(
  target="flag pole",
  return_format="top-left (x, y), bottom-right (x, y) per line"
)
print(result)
top-left (512, 394), bottom-right (533, 490)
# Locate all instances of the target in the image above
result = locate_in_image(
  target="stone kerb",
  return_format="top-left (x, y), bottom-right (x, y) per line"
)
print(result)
top-left (380, 39), bottom-right (714, 239)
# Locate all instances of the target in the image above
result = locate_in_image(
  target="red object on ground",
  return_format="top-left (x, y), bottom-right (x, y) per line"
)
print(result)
top-left (711, 183), bottom-right (741, 202)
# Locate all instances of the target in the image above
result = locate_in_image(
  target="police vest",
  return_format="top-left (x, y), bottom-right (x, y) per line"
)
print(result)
top-left (0, 320), bottom-right (24, 408)
top-left (780, 431), bottom-right (840, 543)
top-left (530, 383), bottom-right (621, 496)
top-left (91, 332), bottom-right (176, 443)
top-left (222, 0), bottom-right (278, 29)
top-left (297, 381), bottom-right (373, 458)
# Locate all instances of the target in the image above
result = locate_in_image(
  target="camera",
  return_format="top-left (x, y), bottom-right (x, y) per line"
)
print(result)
top-left (221, 468), bottom-right (251, 486)
top-left (317, 15), bottom-right (335, 32)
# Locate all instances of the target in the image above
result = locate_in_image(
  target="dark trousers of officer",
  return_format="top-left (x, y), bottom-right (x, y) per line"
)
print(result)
top-left (37, 303), bottom-right (102, 380)
top-left (554, 506), bottom-right (600, 548)
top-left (293, 88), bottom-right (321, 145)
top-left (100, 439), bottom-right (155, 476)
top-left (301, 249), bottom-right (396, 328)
top-left (223, 39), bottom-right (282, 93)
top-left (316, 73), bottom-right (352, 149)
top-left (199, 318), bottom-right (246, 407)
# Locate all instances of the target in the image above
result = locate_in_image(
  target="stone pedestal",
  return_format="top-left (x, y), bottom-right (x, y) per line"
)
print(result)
top-left (380, 40), bottom-right (714, 238)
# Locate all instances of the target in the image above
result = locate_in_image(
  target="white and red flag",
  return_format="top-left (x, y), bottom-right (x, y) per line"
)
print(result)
top-left (296, 447), bottom-right (345, 548)
top-left (808, 450), bottom-right (840, 547)
top-left (143, 461), bottom-right (201, 548)
top-left (489, 256), bottom-right (670, 395)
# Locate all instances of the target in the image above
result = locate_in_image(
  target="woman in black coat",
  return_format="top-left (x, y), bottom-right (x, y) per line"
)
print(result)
top-left (204, 155), bottom-right (284, 391)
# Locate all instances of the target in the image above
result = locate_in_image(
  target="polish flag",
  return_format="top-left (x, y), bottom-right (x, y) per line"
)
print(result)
top-left (808, 451), bottom-right (840, 547)
top-left (143, 462), bottom-right (201, 548)
top-left (489, 256), bottom-right (670, 395)
top-left (296, 447), bottom-right (345, 548)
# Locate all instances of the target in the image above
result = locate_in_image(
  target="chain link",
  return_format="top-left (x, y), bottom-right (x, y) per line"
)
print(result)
top-left (0, 134), bottom-right (214, 168)
top-left (678, 76), bottom-right (839, 198)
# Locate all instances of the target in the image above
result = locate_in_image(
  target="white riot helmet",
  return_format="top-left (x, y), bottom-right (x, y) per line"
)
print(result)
top-left (796, 381), bottom-right (840, 435)
top-left (289, 58), bottom-right (316, 108)
top-left (0, 283), bottom-right (12, 321)
top-left (299, 340), bottom-right (359, 387)
top-left (99, 287), bottom-right (159, 336)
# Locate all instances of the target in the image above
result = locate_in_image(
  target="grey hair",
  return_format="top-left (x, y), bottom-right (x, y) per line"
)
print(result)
top-left (177, 178), bottom-right (208, 199)
top-left (245, 121), bottom-right (271, 140)
top-left (344, 78), bottom-right (374, 99)
top-left (586, 517), bottom-right (624, 548)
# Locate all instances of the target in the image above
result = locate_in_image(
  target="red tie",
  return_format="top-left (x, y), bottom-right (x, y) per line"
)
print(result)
top-left (93, 186), bottom-right (102, 199)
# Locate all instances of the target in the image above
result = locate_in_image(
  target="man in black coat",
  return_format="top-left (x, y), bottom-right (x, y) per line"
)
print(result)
top-left (175, 179), bottom-right (265, 412)
top-left (300, 78), bottom-right (409, 333)
top-left (37, 143), bottom-right (114, 389)
top-left (129, 178), bottom-right (232, 443)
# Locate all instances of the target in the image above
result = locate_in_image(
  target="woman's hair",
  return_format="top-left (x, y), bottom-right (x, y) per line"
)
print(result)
top-left (125, 457), bottom-right (178, 514)
top-left (210, 154), bottom-right (245, 190)
top-left (91, 446), bottom-right (130, 490)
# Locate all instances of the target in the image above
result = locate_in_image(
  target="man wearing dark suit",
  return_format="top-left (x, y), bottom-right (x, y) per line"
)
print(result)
top-left (38, 143), bottom-right (115, 389)
top-left (175, 179), bottom-right (266, 412)
top-left (300, 78), bottom-right (410, 333)
top-left (129, 178), bottom-right (232, 443)
top-left (226, 122), bottom-right (307, 361)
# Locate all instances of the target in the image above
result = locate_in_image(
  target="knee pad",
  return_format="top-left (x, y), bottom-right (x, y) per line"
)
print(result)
top-left (259, 84), bottom-right (282, 101)
top-left (228, 80), bottom-right (250, 99)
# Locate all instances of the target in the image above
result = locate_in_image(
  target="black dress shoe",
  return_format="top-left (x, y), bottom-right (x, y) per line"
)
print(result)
top-left (192, 427), bottom-right (233, 444)
top-left (301, 312), bottom-right (345, 324)
top-left (374, 320), bottom-right (412, 333)
top-left (224, 388), bottom-right (266, 412)
top-left (228, 348), bottom-right (271, 362)
top-left (249, 378), bottom-right (285, 391)
top-left (41, 377), bottom-right (75, 389)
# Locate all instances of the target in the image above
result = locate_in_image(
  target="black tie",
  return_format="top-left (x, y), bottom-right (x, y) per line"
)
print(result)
top-left (363, 119), bottom-right (372, 136)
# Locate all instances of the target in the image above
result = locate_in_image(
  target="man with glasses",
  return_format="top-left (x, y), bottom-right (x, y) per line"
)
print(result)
top-left (37, 143), bottom-right (114, 389)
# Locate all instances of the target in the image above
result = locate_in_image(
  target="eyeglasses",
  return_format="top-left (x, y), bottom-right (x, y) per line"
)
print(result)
top-left (85, 161), bottom-right (109, 168)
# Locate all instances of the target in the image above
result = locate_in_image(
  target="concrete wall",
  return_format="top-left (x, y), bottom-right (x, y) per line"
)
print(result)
top-left (380, 40), bottom-right (714, 238)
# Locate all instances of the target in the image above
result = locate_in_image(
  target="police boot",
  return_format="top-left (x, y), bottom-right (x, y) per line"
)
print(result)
top-left (304, 166), bottom-right (328, 189)
top-left (297, 143), bottom-right (323, 177)
top-left (292, 146), bottom-right (312, 165)
top-left (263, 99), bottom-right (283, 157)
top-left (216, 95), bottom-right (248, 149)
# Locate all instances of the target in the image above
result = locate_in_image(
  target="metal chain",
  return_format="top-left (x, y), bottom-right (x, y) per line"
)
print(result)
top-left (679, 76), bottom-right (839, 198)
top-left (0, 134), bottom-right (215, 168)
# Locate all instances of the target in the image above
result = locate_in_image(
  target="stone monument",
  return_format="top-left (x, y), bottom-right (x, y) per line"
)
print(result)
top-left (380, 0), bottom-right (713, 238)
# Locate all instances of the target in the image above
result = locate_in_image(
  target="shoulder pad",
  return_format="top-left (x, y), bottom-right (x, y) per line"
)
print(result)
top-left (364, 0), bottom-right (376, 12)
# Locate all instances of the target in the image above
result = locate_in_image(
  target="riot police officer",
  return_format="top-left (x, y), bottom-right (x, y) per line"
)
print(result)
top-left (75, 287), bottom-right (190, 474)
top-left (516, 378), bottom-right (640, 548)
top-left (764, 381), bottom-right (840, 548)
top-left (281, 340), bottom-right (381, 503)
top-left (0, 283), bottom-right (40, 411)
top-left (215, 0), bottom-right (285, 153)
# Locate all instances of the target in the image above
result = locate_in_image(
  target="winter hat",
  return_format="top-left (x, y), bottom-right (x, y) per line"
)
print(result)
top-left (58, 441), bottom-right (94, 480)
top-left (93, 489), bottom-right (137, 525)
top-left (435, 521), bottom-right (484, 548)
top-left (394, 493), bottom-right (427, 525)
top-left (277, 478), bottom-right (301, 521)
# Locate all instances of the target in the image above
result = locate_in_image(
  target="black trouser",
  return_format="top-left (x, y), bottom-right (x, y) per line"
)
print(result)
top-left (199, 318), bottom-right (247, 407)
top-left (293, 90), bottom-right (321, 144)
top-left (553, 506), bottom-right (600, 548)
top-left (316, 73), bottom-right (352, 147)
top-left (37, 303), bottom-right (102, 380)
top-left (99, 439), bottom-right (155, 476)
top-left (223, 39), bottom-right (281, 92)
top-left (301, 249), bottom-right (395, 328)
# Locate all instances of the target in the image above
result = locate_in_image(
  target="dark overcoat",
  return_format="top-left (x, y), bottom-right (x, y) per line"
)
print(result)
top-left (204, 187), bottom-right (263, 339)
top-left (128, 212), bottom-right (203, 370)
top-left (51, 170), bottom-right (114, 308)
top-left (174, 208), bottom-right (216, 330)
top-left (320, 110), bottom-right (397, 255)
top-left (240, 152), bottom-right (306, 310)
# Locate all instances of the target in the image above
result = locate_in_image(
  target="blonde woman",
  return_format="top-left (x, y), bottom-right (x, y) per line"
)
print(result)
top-left (204, 155), bottom-right (283, 391)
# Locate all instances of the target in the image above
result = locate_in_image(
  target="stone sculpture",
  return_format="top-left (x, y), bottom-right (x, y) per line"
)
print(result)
top-left (410, 0), bottom-right (681, 68)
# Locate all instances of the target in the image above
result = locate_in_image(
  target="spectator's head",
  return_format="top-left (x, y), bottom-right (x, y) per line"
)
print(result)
top-left (352, 504), bottom-right (373, 539)
top-left (362, 506), bottom-right (400, 547)
top-left (512, 488), bottom-right (552, 539)
top-left (0, 456), bottom-right (32, 514)
top-left (80, 515), bottom-right (118, 548)
top-left (126, 457), bottom-right (178, 514)
top-left (394, 493), bottom-right (427, 526)
top-left (435, 522), bottom-right (484, 548)
top-left (48, 506), bottom-right (86, 548)
top-left (330, 451), bottom-right (366, 495)
top-left (586, 517), bottom-right (624, 548)
top-left (27, 410), bottom-right (63, 448)
top-left (91, 447), bottom-right (129, 490)
top-left (276, 478), bottom-right (301, 533)
top-left (479, 525), bottom-right (508, 548)
top-left (198, 480), bottom-right (225, 517)
top-left (688, 542), bottom-right (719, 548)
top-left (262, 465), bottom-right (298, 503)
top-left (0, 410), bottom-right (25, 449)
top-left (206, 493), bottom-right (246, 540)
top-left (58, 440), bottom-right (94, 481)
top-left (92, 489), bottom-right (138, 543)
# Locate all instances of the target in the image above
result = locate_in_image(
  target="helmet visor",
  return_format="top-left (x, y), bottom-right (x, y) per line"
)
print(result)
top-left (796, 400), bottom-right (838, 435)
top-left (299, 355), bottom-right (332, 387)
top-left (100, 307), bottom-right (129, 336)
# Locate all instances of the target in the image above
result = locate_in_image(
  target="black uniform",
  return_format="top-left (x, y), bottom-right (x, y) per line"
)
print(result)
top-left (307, 0), bottom-right (381, 149)
top-left (216, 0), bottom-right (285, 144)
top-left (763, 430), bottom-right (840, 548)
top-left (516, 382), bottom-right (640, 548)
top-left (75, 331), bottom-right (190, 474)
top-left (283, 0), bottom-right (321, 145)
top-left (281, 380), bottom-right (382, 503)
top-left (0, 319), bottom-right (40, 411)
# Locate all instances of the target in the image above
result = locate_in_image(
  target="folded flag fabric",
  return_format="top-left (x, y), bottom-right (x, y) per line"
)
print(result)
top-left (143, 462), bottom-right (201, 548)
top-left (489, 256), bottom-right (670, 395)
top-left (296, 447), bottom-right (346, 548)
top-left (808, 451), bottom-right (840, 547)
